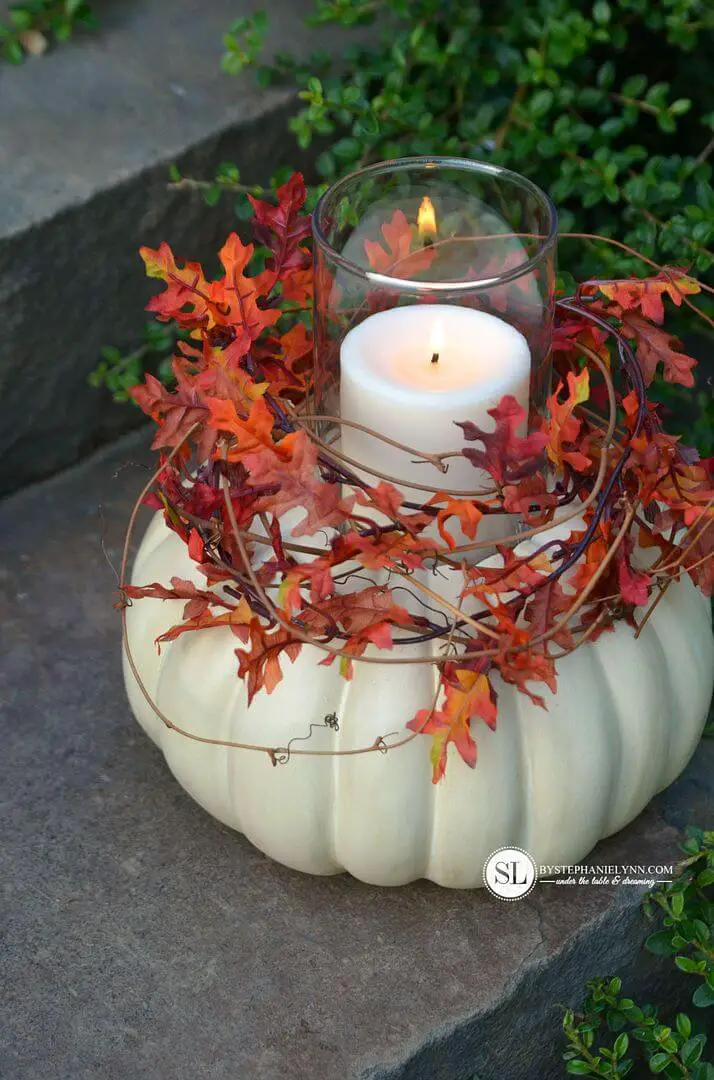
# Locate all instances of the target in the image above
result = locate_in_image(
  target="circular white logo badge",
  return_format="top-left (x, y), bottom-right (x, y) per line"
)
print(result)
top-left (483, 846), bottom-right (537, 901)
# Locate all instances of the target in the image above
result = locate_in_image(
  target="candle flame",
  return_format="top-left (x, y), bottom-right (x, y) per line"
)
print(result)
top-left (417, 196), bottom-right (437, 239)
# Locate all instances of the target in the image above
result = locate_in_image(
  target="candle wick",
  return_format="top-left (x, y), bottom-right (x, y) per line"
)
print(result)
top-left (431, 352), bottom-right (439, 365)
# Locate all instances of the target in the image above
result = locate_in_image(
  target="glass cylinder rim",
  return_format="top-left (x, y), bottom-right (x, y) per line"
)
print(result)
top-left (313, 155), bottom-right (558, 294)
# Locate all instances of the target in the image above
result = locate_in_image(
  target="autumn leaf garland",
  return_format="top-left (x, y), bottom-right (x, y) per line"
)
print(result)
top-left (127, 174), bottom-right (714, 782)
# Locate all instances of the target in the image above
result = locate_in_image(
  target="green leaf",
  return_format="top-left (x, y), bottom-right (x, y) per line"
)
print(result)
top-left (693, 984), bottom-right (714, 1008)
top-left (621, 74), bottom-right (648, 97)
top-left (614, 1033), bottom-right (629, 1058)
top-left (203, 184), bottom-right (221, 207)
top-left (353, 110), bottom-right (379, 137)
top-left (530, 89), bottom-right (554, 116)
top-left (593, 1), bottom-right (611, 26)
top-left (566, 1063), bottom-right (593, 1075)
top-left (682, 1036), bottom-right (705, 1067)
top-left (648, 1053), bottom-right (671, 1073)
top-left (316, 149), bottom-right (336, 177)
top-left (646, 931), bottom-right (677, 956)
top-left (4, 39), bottom-right (25, 63)
top-left (675, 956), bottom-right (701, 974)
top-left (332, 136), bottom-right (361, 161)
top-left (676, 1014), bottom-right (692, 1039)
top-left (9, 8), bottom-right (33, 28)
top-left (694, 1063), bottom-right (714, 1080)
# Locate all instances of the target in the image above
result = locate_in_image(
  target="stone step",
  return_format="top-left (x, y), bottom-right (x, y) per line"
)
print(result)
top-left (1, 428), bottom-right (712, 1080)
top-left (0, 0), bottom-right (352, 497)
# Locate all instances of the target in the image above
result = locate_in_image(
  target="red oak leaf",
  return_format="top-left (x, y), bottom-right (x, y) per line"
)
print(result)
top-left (124, 576), bottom-right (228, 613)
top-left (235, 620), bottom-right (303, 704)
top-left (457, 395), bottom-right (548, 485)
top-left (363, 209), bottom-right (437, 278)
top-left (655, 461), bottom-right (714, 525)
top-left (683, 531), bottom-right (714, 596)
top-left (545, 369), bottom-right (592, 473)
top-left (496, 629), bottom-right (557, 708)
top-left (140, 242), bottom-right (212, 326)
top-left (248, 173), bottom-right (311, 280)
top-left (245, 430), bottom-right (352, 537)
top-left (156, 598), bottom-right (253, 647)
top-left (568, 525), bottom-right (614, 598)
top-left (622, 314), bottom-right (697, 387)
top-left (218, 230), bottom-right (253, 281)
top-left (187, 528), bottom-right (205, 564)
top-left (587, 268), bottom-right (700, 325)
top-left (343, 529), bottom-right (439, 572)
top-left (427, 493), bottom-right (483, 549)
top-left (280, 267), bottom-right (313, 306)
top-left (502, 474), bottom-right (558, 524)
top-left (129, 374), bottom-right (208, 453)
top-left (616, 538), bottom-right (651, 607)
top-left (206, 396), bottom-right (278, 460)
top-left (278, 560), bottom-right (335, 613)
top-left (407, 669), bottom-right (497, 783)
top-left (210, 233), bottom-right (282, 363)
top-left (354, 481), bottom-right (434, 535)
top-left (301, 586), bottom-right (423, 649)
top-left (523, 578), bottom-right (576, 651)
top-left (466, 547), bottom-right (553, 599)
top-left (552, 315), bottom-right (609, 361)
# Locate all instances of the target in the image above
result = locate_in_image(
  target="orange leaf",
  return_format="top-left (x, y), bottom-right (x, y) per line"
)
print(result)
top-left (156, 597), bottom-right (253, 648)
top-left (407, 669), bottom-right (497, 783)
top-left (245, 430), bottom-right (352, 536)
top-left (363, 209), bottom-right (437, 277)
top-left (545, 369), bottom-right (591, 473)
top-left (428, 493), bottom-right (483, 549)
top-left (235, 620), bottom-right (303, 703)
top-left (206, 396), bottom-right (278, 459)
top-left (622, 314), bottom-right (697, 388)
top-left (595, 268), bottom-right (700, 325)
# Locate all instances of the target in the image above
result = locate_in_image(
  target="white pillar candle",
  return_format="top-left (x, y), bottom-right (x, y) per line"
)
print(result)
top-left (339, 303), bottom-right (532, 548)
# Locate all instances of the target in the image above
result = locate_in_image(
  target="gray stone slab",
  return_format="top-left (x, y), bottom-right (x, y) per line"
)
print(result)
top-left (0, 0), bottom-right (350, 496)
top-left (0, 429), bottom-right (712, 1080)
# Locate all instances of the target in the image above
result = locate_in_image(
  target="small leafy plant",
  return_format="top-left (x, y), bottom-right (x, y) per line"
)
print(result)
top-left (222, 0), bottom-right (714, 283)
top-left (89, 322), bottom-right (184, 404)
top-left (562, 828), bottom-right (714, 1077)
top-left (0, 0), bottom-right (95, 63)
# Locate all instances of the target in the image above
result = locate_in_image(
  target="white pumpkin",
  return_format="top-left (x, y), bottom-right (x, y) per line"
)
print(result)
top-left (123, 512), bottom-right (714, 888)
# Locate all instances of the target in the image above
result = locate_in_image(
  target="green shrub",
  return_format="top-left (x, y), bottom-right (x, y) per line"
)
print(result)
top-left (0, 0), bottom-right (95, 63)
top-left (221, 0), bottom-right (714, 449)
top-left (224, 0), bottom-right (714, 285)
top-left (562, 828), bottom-right (714, 1077)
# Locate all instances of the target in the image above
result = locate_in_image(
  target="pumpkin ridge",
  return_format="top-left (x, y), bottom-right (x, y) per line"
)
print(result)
top-left (512, 681), bottom-right (533, 855)
top-left (330, 671), bottom-right (351, 872)
top-left (225, 667), bottom-right (246, 834)
top-left (648, 581), bottom-right (714, 793)
top-left (588, 639), bottom-right (625, 838)
top-left (424, 639), bottom-right (444, 882)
